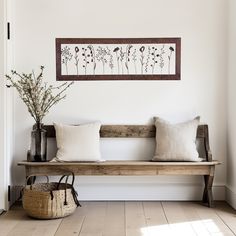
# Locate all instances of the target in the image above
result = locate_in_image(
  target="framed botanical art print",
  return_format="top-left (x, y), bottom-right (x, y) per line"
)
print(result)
top-left (56, 38), bottom-right (181, 81)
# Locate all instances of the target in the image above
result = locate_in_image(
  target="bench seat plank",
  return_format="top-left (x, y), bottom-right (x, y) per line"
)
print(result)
top-left (18, 161), bottom-right (220, 176)
top-left (18, 160), bottom-right (220, 166)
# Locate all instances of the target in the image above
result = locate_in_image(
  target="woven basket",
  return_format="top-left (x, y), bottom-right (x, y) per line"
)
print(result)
top-left (22, 172), bottom-right (80, 219)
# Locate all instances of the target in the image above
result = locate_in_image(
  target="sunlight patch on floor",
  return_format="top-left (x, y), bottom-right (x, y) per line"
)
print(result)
top-left (141, 219), bottom-right (222, 236)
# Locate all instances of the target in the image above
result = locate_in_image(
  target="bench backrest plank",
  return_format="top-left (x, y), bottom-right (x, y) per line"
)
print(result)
top-left (44, 124), bottom-right (206, 138)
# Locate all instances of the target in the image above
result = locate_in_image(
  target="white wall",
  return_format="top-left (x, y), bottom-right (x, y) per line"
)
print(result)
top-left (0, 0), bottom-right (11, 210)
top-left (11, 0), bottom-right (227, 200)
top-left (227, 0), bottom-right (236, 208)
top-left (0, 0), bottom-right (6, 210)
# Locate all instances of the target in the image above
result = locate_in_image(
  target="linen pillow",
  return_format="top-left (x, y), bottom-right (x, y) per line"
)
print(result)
top-left (53, 122), bottom-right (101, 162)
top-left (152, 117), bottom-right (202, 162)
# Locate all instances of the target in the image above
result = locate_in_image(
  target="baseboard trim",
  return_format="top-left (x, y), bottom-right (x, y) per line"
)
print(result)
top-left (11, 184), bottom-right (225, 203)
top-left (9, 186), bottom-right (22, 207)
top-left (77, 183), bottom-right (225, 201)
top-left (0, 209), bottom-right (5, 215)
top-left (226, 186), bottom-right (236, 209)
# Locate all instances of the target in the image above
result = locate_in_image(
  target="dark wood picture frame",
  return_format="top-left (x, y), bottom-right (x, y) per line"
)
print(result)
top-left (56, 38), bottom-right (181, 81)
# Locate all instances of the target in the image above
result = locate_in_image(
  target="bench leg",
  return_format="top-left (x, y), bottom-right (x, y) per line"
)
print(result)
top-left (202, 166), bottom-right (215, 207)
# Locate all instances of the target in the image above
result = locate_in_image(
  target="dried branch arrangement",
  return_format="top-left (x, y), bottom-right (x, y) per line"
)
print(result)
top-left (6, 66), bottom-right (73, 123)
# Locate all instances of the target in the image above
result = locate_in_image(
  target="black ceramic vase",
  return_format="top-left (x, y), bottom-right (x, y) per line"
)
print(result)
top-left (30, 123), bottom-right (47, 162)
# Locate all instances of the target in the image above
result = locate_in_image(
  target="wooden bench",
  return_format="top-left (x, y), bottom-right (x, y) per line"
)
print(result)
top-left (18, 124), bottom-right (220, 207)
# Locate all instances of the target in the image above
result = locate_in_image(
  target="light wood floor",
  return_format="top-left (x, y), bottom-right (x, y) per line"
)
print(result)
top-left (0, 201), bottom-right (236, 236)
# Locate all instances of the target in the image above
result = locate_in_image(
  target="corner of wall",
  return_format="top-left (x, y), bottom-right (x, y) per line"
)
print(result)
top-left (226, 186), bottom-right (236, 210)
top-left (226, 0), bottom-right (236, 210)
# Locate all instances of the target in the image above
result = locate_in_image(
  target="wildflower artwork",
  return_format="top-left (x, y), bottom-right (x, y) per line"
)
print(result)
top-left (56, 38), bottom-right (181, 80)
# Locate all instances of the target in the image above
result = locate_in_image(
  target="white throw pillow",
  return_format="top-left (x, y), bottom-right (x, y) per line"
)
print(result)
top-left (53, 122), bottom-right (101, 162)
top-left (152, 117), bottom-right (202, 162)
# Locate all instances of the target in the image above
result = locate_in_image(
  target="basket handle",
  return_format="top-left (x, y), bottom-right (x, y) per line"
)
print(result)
top-left (57, 172), bottom-right (75, 189)
top-left (25, 174), bottom-right (49, 187)
top-left (56, 172), bottom-right (75, 206)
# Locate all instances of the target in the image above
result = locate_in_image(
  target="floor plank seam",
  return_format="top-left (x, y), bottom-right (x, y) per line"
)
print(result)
top-left (142, 201), bottom-right (148, 230)
top-left (103, 201), bottom-right (109, 236)
top-left (182, 203), bottom-right (199, 236)
top-left (124, 201), bottom-right (127, 236)
top-left (77, 215), bottom-right (86, 236)
top-left (160, 201), bottom-right (170, 224)
top-left (214, 208), bottom-right (236, 236)
top-left (53, 218), bottom-right (63, 236)
top-left (191, 202), bottom-right (213, 235)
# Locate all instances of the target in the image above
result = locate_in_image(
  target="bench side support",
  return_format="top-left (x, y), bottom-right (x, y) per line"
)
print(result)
top-left (202, 165), bottom-right (215, 207)
top-left (204, 125), bottom-right (212, 162)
